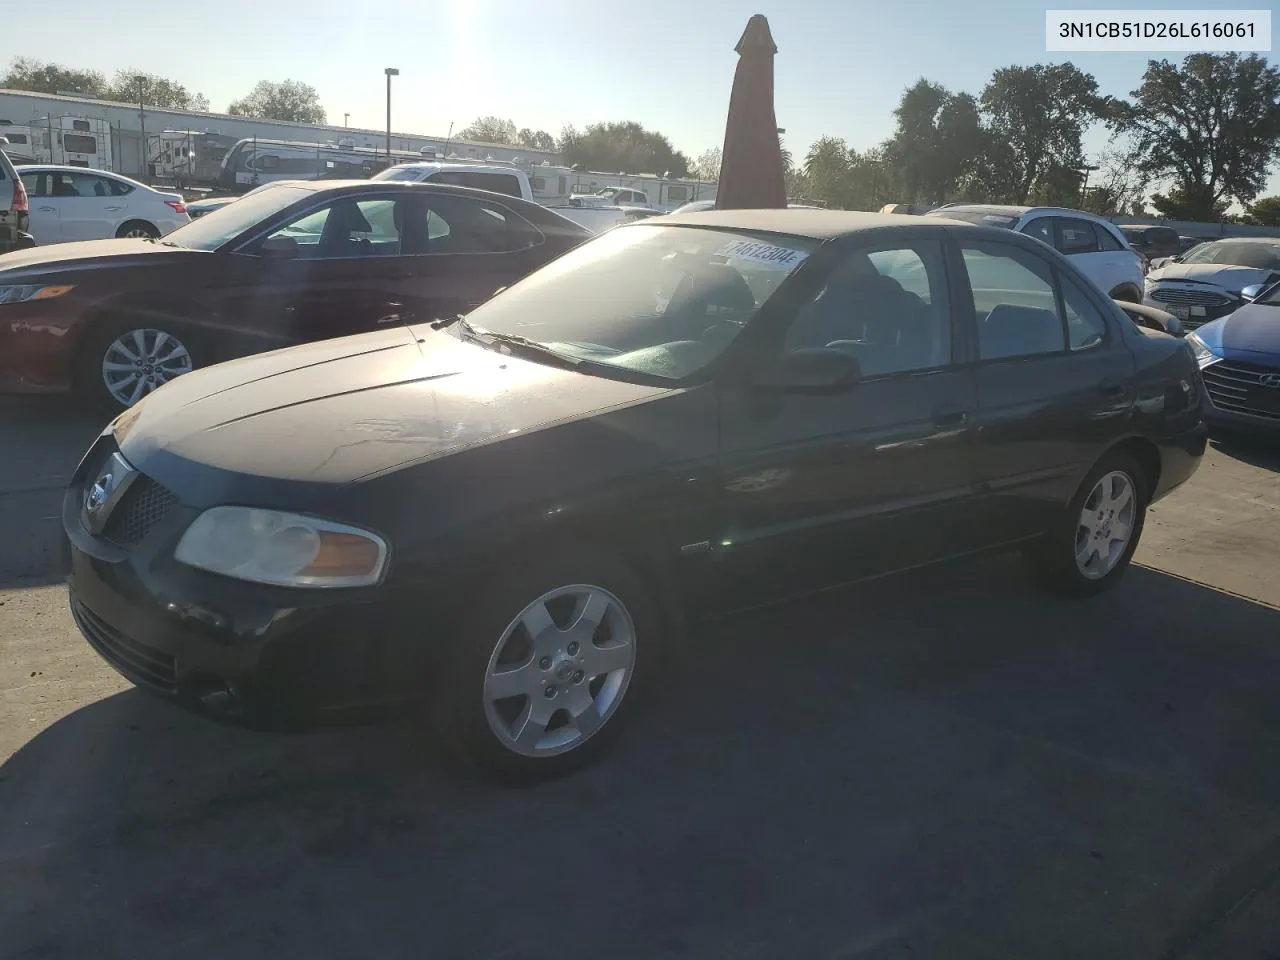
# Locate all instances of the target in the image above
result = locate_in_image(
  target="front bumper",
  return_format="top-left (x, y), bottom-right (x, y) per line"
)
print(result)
top-left (1200, 359), bottom-right (1280, 435)
top-left (63, 437), bottom-right (437, 725)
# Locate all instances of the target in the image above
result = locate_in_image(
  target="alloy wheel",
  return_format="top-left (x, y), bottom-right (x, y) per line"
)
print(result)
top-left (482, 584), bottom-right (636, 758)
top-left (1074, 470), bottom-right (1137, 580)
top-left (123, 225), bottom-right (157, 239)
top-left (101, 328), bottom-right (193, 407)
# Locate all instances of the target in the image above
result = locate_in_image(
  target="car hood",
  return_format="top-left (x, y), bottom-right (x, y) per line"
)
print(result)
top-left (1146, 262), bottom-right (1272, 293)
top-left (115, 325), bottom-right (675, 488)
top-left (0, 238), bottom-right (201, 276)
top-left (1193, 304), bottom-right (1280, 367)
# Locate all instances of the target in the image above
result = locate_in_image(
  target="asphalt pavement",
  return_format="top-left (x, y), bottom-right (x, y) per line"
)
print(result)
top-left (1, 394), bottom-right (1278, 959)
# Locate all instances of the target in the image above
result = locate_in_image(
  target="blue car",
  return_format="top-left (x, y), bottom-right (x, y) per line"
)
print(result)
top-left (1187, 280), bottom-right (1280, 433)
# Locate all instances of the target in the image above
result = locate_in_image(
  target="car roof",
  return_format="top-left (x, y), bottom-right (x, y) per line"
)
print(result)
top-left (645, 208), bottom-right (977, 240)
top-left (1197, 236), bottom-right (1280, 245)
top-left (387, 162), bottom-right (521, 176)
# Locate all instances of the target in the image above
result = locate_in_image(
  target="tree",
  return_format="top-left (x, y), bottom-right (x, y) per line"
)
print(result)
top-left (1250, 196), bottom-right (1280, 226)
top-left (1078, 147), bottom-right (1149, 216)
top-left (1110, 54), bottom-right (1280, 221)
top-left (460, 116), bottom-right (517, 144)
top-left (1, 57), bottom-right (104, 97)
top-left (557, 121), bottom-right (689, 177)
top-left (228, 80), bottom-right (325, 123)
top-left (690, 147), bottom-right (722, 181)
top-left (883, 81), bottom-right (991, 204)
top-left (1150, 185), bottom-right (1230, 221)
top-left (104, 70), bottom-right (208, 111)
top-left (980, 63), bottom-right (1105, 204)
top-left (515, 127), bottom-right (556, 151)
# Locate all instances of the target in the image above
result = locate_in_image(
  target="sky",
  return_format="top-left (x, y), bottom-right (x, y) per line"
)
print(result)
top-left (3, 0), bottom-right (1278, 191)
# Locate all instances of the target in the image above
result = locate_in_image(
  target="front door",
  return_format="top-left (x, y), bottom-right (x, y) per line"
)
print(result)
top-left (19, 171), bottom-right (61, 243)
top-left (710, 236), bottom-right (980, 610)
top-left (48, 171), bottom-right (119, 241)
top-left (956, 238), bottom-right (1136, 544)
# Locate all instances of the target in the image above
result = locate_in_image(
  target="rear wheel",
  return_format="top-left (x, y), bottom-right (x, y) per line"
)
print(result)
top-left (433, 546), bottom-right (655, 783)
top-left (77, 317), bottom-right (204, 410)
top-left (116, 220), bottom-right (160, 240)
top-left (1025, 451), bottom-right (1148, 597)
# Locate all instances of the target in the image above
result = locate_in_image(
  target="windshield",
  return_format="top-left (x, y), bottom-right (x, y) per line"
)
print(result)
top-left (461, 224), bottom-right (819, 381)
top-left (1181, 241), bottom-right (1280, 271)
top-left (371, 167), bottom-right (427, 182)
top-left (163, 185), bottom-right (313, 251)
top-left (928, 208), bottom-right (1020, 228)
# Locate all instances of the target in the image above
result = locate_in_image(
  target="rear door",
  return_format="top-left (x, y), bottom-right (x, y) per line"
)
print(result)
top-left (393, 191), bottom-right (558, 323)
top-left (19, 171), bottom-right (61, 243)
top-left (957, 237), bottom-right (1136, 544)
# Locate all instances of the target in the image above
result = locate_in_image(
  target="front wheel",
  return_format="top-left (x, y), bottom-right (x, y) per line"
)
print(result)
top-left (1025, 451), bottom-right (1148, 597)
top-left (77, 318), bottom-right (203, 410)
top-left (433, 547), bottom-right (655, 783)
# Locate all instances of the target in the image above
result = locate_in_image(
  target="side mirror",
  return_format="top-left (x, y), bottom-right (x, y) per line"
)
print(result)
top-left (259, 234), bottom-right (298, 260)
top-left (753, 348), bottom-right (861, 393)
top-left (1240, 283), bottom-right (1262, 302)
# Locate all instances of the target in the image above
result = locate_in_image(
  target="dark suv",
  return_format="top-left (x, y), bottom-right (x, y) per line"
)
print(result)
top-left (1120, 225), bottom-right (1181, 266)
top-left (0, 140), bottom-right (34, 253)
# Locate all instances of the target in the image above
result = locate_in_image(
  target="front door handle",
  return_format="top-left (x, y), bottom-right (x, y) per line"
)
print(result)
top-left (933, 410), bottom-right (970, 428)
top-left (1098, 378), bottom-right (1127, 399)
top-left (104, 205), bottom-right (124, 212)
top-left (38, 205), bottom-right (56, 212)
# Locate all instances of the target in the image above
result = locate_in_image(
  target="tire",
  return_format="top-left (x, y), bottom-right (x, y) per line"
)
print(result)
top-left (76, 314), bottom-right (205, 411)
top-left (1024, 450), bottom-right (1148, 597)
top-left (432, 544), bottom-right (657, 784)
top-left (115, 220), bottom-right (160, 240)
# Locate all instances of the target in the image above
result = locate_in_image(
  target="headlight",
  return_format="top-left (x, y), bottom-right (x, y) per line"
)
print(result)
top-left (175, 507), bottom-right (388, 588)
top-left (0, 284), bottom-right (75, 305)
top-left (1185, 332), bottom-right (1217, 366)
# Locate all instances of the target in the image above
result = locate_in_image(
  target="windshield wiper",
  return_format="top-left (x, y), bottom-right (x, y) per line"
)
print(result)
top-left (430, 313), bottom-right (465, 330)
top-left (468, 327), bottom-right (584, 368)
top-left (159, 240), bottom-right (180, 248)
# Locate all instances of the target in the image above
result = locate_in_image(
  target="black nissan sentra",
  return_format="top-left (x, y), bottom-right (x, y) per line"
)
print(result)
top-left (64, 210), bottom-right (1206, 781)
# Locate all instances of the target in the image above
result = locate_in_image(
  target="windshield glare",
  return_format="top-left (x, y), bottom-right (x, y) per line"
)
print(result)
top-left (371, 167), bottom-right (427, 182)
top-left (461, 224), bottom-right (819, 381)
top-left (1182, 241), bottom-right (1280, 271)
top-left (163, 185), bottom-right (314, 251)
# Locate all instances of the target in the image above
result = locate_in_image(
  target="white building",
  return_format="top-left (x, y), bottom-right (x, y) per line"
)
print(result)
top-left (0, 89), bottom-right (559, 180)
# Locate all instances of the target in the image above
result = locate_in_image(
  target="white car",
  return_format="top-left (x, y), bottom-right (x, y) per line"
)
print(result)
top-left (15, 165), bottom-right (189, 244)
top-left (926, 205), bottom-right (1146, 302)
top-left (1144, 237), bottom-right (1280, 333)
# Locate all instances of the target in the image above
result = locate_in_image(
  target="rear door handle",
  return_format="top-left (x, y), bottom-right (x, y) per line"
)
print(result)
top-left (38, 205), bottom-right (56, 212)
top-left (104, 205), bottom-right (124, 212)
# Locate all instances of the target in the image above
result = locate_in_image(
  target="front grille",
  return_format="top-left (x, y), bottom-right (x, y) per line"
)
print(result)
top-left (1149, 287), bottom-right (1232, 308)
top-left (71, 600), bottom-right (177, 693)
top-left (1202, 360), bottom-right (1280, 421)
top-left (102, 476), bottom-right (180, 547)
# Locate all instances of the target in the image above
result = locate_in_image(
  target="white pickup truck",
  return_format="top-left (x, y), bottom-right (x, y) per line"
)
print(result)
top-left (371, 162), bottom-right (656, 234)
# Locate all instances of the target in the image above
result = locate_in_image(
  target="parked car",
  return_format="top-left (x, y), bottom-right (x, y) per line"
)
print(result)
top-left (1186, 278), bottom-right (1280, 434)
top-left (1119, 224), bottom-right (1182, 270)
top-left (0, 139), bottom-right (33, 254)
top-left (63, 209), bottom-right (1206, 781)
top-left (672, 200), bottom-right (823, 214)
top-left (372, 162), bottom-right (532, 200)
top-left (925, 205), bottom-right (1146, 302)
top-left (1143, 237), bottom-right (1280, 332)
top-left (185, 181), bottom-right (305, 219)
top-left (0, 180), bottom-right (590, 408)
top-left (15, 166), bottom-right (188, 243)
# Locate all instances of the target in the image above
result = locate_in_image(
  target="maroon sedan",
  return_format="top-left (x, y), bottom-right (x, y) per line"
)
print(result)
top-left (0, 180), bottom-right (589, 409)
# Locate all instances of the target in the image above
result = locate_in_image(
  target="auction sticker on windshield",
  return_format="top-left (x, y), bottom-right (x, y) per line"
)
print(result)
top-left (717, 239), bottom-right (809, 269)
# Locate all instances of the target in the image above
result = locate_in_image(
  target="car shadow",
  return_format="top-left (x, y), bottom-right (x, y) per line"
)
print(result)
top-left (1209, 433), bottom-right (1280, 472)
top-left (2, 556), bottom-right (1280, 959)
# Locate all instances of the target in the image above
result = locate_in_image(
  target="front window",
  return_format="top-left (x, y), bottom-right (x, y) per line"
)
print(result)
top-left (1181, 241), bottom-right (1280, 271)
top-left (461, 224), bottom-right (819, 382)
top-left (161, 185), bottom-right (313, 251)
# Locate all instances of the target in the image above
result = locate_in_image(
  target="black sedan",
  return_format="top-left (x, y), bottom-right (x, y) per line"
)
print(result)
top-left (0, 180), bottom-right (589, 409)
top-left (64, 210), bottom-right (1207, 782)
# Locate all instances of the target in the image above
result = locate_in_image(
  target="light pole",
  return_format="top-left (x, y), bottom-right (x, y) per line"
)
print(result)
top-left (344, 113), bottom-right (350, 128)
top-left (384, 68), bottom-right (399, 161)
top-left (1079, 163), bottom-right (1101, 208)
